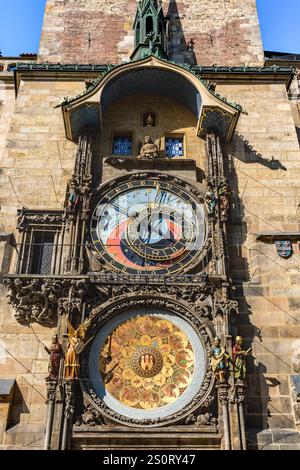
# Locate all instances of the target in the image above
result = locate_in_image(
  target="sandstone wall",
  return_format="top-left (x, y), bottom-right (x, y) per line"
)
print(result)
top-left (0, 79), bottom-right (83, 449)
top-left (38, 0), bottom-right (264, 66)
top-left (219, 81), bottom-right (300, 447)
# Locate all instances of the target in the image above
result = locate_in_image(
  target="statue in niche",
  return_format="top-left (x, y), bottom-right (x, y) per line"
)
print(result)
top-left (138, 136), bottom-right (159, 159)
top-left (232, 336), bottom-right (251, 381)
top-left (218, 179), bottom-right (230, 221)
top-left (210, 336), bottom-right (230, 383)
top-left (205, 183), bottom-right (217, 217)
top-left (45, 334), bottom-right (62, 381)
top-left (143, 111), bottom-right (156, 127)
top-left (67, 180), bottom-right (79, 214)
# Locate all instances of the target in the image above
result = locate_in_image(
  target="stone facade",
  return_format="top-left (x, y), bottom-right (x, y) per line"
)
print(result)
top-left (0, 1), bottom-right (300, 451)
top-left (39, 0), bottom-right (264, 66)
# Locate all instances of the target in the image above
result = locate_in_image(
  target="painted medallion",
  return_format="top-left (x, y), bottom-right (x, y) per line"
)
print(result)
top-left (99, 316), bottom-right (195, 410)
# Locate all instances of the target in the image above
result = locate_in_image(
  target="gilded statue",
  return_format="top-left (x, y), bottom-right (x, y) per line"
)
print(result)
top-left (65, 318), bottom-right (91, 381)
top-left (232, 336), bottom-right (251, 381)
top-left (138, 136), bottom-right (159, 159)
top-left (211, 336), bottom-right (230, 383)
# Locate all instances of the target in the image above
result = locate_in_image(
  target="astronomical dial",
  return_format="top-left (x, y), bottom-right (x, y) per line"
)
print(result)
top-left (90, 178), bottom-right (207, 274)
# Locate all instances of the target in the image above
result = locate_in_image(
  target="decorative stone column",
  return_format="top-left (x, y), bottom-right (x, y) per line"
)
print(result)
top-left (44, 379), bottom-right (57, 450)
top-left (217, 383), bottom-right (231, 450)
top-left (61, 381), bottom-right (76, 450)
top-left (236, 380), bottom-right (247, 450)
top-left (65, 133), bottom-right (93, 275)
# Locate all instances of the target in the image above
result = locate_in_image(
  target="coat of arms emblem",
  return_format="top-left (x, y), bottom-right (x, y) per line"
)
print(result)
top-left (275, 240), bottom-right (292, 259)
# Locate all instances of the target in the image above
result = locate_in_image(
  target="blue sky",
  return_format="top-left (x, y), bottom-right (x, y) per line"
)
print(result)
top-left (0, 0), bottom-right (299, 57)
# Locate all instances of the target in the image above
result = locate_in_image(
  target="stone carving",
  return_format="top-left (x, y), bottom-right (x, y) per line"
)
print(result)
top-left (138, 136), bottom-right (159, 159)
top-left (64, 381), bottom-right (76, 419)
top-left (211, 337), bottom-right (230, 383)
top-left (214, 297), bottom-right (239, 317)
top-left (109, 284), bottom-right (213, 314)
top-left (65, 134), bottom-right (93, 217)
top-left (3, 277), bottom-right (70, 324)
top-left (76, 403), bottom-right (106, 426)
top-left (89, 272), bottom-right (209, 286)
top-left (46, 379), bottom-right (57, 404)
top-left (45, 334), bottom-right (62, 381)
top-left (230, 380), bottom-right (246, 404)
top-left (3, 277), bottom-right (91, 325)
top-left (195, 413), bottom-right (217, 426)
top-left (104, 156), bottom-right (126, 167)
top-left (65, 133), bottom-right (93, 272)
top-left (205, 183), bottom-right (217, 218)
top-left (17, 209), bottom-right (64, 232)
top-left (232, 336), bottom-right (251, 381)
top-left (217, 383), bottom-right (230, 405)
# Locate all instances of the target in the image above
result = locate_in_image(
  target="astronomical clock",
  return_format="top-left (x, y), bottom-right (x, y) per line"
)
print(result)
top-left (79, 171), bottom-right (217, 431)
top-left (89, 176), bottom-right (208, 274)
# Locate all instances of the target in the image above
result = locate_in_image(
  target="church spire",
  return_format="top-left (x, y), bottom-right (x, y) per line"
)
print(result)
top-left (130, 0), bottom-right (168, 61)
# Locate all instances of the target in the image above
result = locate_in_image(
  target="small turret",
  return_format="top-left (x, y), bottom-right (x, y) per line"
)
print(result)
top-left (131, 0), bottom-right (169, 61)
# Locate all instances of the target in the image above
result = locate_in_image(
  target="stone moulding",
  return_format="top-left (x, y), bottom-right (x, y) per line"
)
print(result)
top-left (80, 294), bottom-right (216, 427)
top-left (16, 209), bottom-right (65, 232)
top-left (2, 272), bottom-right (237, 325)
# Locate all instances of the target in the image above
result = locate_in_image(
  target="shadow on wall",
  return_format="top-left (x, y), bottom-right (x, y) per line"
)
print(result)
top-left (229, 133), bottom-right (287, 170)
top-left (6, 382), bottom-right (29, 430)
top-left (166, 0), bottom-right (196, 66)
top-left (296, 127), bottom-right (300, 146)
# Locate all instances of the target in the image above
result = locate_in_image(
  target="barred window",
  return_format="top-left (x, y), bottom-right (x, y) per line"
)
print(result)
top-left (16, 209), bottom-right (64, 275)
top-left (30, 231), bottom-right (56, 275)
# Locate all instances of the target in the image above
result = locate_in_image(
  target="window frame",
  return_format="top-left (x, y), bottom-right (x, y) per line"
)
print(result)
top-left (16, 209), bottom-right (65, 275)
top-left (163, 133), bottom-right (185, 158)
top-left (111, 130), bottom-right (134, 156)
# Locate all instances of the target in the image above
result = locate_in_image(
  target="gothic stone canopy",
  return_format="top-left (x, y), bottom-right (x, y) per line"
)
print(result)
top-left (59, 56), bottom-right (240, 143)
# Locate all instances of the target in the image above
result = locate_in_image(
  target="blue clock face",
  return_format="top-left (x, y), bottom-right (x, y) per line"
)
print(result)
top-left (90, 178), bottom-right (207, 274)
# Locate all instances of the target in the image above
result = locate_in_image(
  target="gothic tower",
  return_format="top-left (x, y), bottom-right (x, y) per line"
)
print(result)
top-left (39, 0), bottom-right (264, 66)
top-left (1, 0), bottom-right (300, 451)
